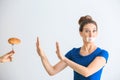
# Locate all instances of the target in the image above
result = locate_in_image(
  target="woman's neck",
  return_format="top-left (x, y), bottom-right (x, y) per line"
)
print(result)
top-left (80, 42), bottom-right (97, 56)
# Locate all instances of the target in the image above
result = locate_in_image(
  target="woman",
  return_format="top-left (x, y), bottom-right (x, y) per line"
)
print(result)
top-left (0, 50), bottom-right (15, 63)
top-left (36, 15), bottom-right (109, 80)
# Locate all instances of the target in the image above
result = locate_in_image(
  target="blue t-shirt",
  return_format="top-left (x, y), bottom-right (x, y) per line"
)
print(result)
top-left (65, 47), bottom-right (109, 80)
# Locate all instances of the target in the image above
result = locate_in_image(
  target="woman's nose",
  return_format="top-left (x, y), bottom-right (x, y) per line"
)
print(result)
top-left (89, 31), bottom-right (93, 37)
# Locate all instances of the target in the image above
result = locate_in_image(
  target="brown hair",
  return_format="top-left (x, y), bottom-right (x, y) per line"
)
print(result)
top-left (78, 15), bottom-right (97, 32)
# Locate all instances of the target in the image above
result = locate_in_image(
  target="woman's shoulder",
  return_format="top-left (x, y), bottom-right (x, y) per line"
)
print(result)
top-left (65, 47), bottom-right (80, 59)
top-left (98, 47), bottom-right (109, 53)
top-left (66, 47), bottom-right (80, 55)
top-left (70, 47), bottom-right (80, 52)
top-left (97, 47), bottom-right (109, 61)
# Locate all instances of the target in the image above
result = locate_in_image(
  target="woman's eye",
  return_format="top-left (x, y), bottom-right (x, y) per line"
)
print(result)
top-left (93, 30), bottom-right (97, 32)
top-left (85, 30), bottom-right (89, 32)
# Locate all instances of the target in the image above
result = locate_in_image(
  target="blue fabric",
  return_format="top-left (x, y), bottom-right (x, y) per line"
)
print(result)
top-left (65, 47), bottom-right (109, 80)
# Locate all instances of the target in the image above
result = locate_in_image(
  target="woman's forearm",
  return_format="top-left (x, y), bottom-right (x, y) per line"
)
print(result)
top-left (63, 57), bottom-right (105, 77)
top-left (40, 55), bottom-right (68, 76)
top-left (63, 57), bottom-right (91, 77)
top-left (38, 47), bottom-right (63, 76)
top-left (40, 55), bottom-right (56, 76)
top-left (37, 44), bottom-right (59, 75)
top-left (36, 39), bottom-right (67, 76)
top-left (36, 42), bottom-right (56, 76)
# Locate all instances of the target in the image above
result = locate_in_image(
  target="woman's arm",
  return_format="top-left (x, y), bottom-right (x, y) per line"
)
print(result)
top-left (64, 56), bottom-right (106, 77)
top-left (56, 42), bottom-right (106, 77)
top-left (36, 37), bottom-right (67, 76)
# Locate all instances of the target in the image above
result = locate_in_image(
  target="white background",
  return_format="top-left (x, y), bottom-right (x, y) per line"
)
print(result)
top-left (0, 0), bottom-right (120, 80)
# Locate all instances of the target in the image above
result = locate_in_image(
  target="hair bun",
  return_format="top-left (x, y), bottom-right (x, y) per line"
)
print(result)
top-left (78, 15), bottom-right (92, 25)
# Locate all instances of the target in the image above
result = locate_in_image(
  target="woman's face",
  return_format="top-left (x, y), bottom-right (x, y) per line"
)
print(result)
top-left (80, 23), bottom-right (98, 43)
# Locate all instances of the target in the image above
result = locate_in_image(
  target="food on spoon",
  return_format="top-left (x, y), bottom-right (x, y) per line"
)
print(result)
top-left (8, 37), bottom-right (21, 45)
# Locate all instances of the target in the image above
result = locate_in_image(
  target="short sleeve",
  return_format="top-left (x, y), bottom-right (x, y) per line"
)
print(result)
top-left (65, 48), bottom-right (76, 60)
top-left (97, 50), bottom-right (109, 63)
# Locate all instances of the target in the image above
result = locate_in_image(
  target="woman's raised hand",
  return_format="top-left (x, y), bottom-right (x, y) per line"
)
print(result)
top-left (36, 37), bottom-right (45, 57)
top-left (56, 42), bottom-right (65, 61)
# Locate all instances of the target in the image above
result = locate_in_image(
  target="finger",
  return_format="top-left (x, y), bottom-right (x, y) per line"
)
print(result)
top-left (36, 37), bottom-right (40, 47)
top-left (10, 50), bottom-right (15, 55)
top-left (9, 56), bottom-right (13, 62)
top-left (36, 37), bottom-right (41, 53)
top-left (4, 51), bottom-right (15, 57)
top-left (37, 37), bottom-right (39, 44)
top-left (37, 37), bottom-right (39, 42)
top-left (56, 42), bottom-right (60, 53)
top-left (10, 49), bottom-right (15, 52)
top-left (5, 57), bottom-right (12, 62)
top-left (2, 56), bottom-right (13, 63)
